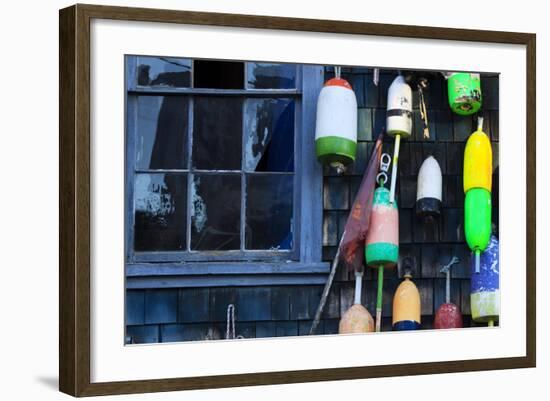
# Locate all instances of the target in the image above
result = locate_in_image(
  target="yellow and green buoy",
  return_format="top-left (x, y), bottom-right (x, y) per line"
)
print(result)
top-left (464, 118), bottom-right (493, 273)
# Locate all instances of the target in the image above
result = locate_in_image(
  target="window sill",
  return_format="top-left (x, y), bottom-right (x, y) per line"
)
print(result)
top-left (125, 261), bottom-right (330, 289)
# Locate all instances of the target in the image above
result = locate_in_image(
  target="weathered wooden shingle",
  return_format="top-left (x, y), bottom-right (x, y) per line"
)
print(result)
top-left (178, 288), bottom-right (209, 323)
top-left (399, 208), bottom-right (413, 244)
top-left (323, 177), bottom-right (350, 210)
top-left (126, 325), bottom-right (160, 344)
top-left (435, 110), bottom-right (454, 141)
top-left (413, 214), bottom-right (440, 243)
top-left (271, 286), bottom-right (290, 321)
top-left (126, 290), bottom-right (145, 325)
top-left (481, 76), bottom-right (499, 110)
top-left (145, 289), bottom-right (178, 324)
top-left (236, 287), bottom-right (272, 321)
top-left (420, 244), bottom-right (452, 278)
top-left (446, 142), bottom-right (465, 175)
top-left (209, 287), bottom-right (237, 322)
top-left (256, 321), bottom-right (298, 338)
top-left (322, 211), bottom-right (338, 247)
top-left (441, 208), bottom-right (464, 243)
top-left (453, 114), bottom-right (474, 142)
top-left (357, 108), bottom-right (372, 141)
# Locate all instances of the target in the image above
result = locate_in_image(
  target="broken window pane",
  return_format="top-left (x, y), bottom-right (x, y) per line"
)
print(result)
top-left (136, 96), bottom-right (188, 170)
top-left (193, 97), bottom-right (243, 170)
top-left (247, 63), bottom-right (296, 89)
top-left (191, 174), bottom-right (241, 251)
top-left (194, 60), bottom-right (244, 89)
top-left (245, 174), bottom-right (293, 250)
top-left (136, 56), bottom-right (191, 87)
top-left (134, 173), bottom-right (187, 251)
top-left (244, 98), bottom-right (295, 172)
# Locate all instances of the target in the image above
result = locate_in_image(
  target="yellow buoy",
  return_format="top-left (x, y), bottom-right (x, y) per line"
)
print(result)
top-left (392, 267), bottom-right (421, 330)
top-left (463, 129), bottom-right (492, 193)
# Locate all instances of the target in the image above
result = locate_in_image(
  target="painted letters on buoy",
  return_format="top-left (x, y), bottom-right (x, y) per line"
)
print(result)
top-left (386, 75), bottom-right (413, 138)
top-left (416, 156), bottom-right (442, 218)
top-left (447, 72), bottom-right (482, 115)
top-left (315, 77), bottom-right (357, 171)
top-left (471, 235), bottom-right (500, 325)
top-left (392, 267), bottom-right (421, 331)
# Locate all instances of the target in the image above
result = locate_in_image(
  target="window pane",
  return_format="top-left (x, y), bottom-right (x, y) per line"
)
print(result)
top-left (191, 174), bottom-right (241, 251)
top-left (244, 98), bottom-right (294, 172)
top-left (246, 63), bottom-right (296, 89)
top-left (193, 97), bottom-right (243, 170)
top-left (134, 174), bottom-right (187, 251)
top-left (245, 174), bottom-right (293, 250)
top-left (136, 56), bottom-right (191, 87)
top-left (136, 96), bottom-right (188, 170)
top-left (194, 60), bottom-right (244, 89)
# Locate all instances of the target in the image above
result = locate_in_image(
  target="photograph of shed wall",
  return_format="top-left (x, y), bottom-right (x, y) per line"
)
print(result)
top-left (125, 67), bottom-right (499, 344)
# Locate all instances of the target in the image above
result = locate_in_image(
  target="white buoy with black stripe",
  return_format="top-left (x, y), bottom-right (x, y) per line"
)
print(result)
top-left (416, 156), bottom-right (442, 218)
top-left (386, 75), bottom-right (413, 203)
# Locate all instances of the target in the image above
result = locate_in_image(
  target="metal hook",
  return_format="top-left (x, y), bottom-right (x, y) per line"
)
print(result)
top-left (440, 256), bottom-right (460, 274)
top-left (376, 172), bottom-right (388, 186)
top-left (380, 153), bottom-right (391, 173)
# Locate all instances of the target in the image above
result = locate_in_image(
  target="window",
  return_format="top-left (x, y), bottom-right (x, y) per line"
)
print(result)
top-left (125, 56), bottom-right (326, 281)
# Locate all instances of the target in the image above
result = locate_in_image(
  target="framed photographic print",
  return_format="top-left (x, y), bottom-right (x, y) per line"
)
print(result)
top-left (59, 3), bottom-right (536, 397)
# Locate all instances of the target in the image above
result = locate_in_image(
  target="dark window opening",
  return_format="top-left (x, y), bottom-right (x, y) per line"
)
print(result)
top-left (193, 60), bottom-right (244, 89)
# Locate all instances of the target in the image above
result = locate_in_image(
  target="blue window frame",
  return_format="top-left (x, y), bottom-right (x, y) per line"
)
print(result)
top-left (125, 56), bottom-right (327, 287)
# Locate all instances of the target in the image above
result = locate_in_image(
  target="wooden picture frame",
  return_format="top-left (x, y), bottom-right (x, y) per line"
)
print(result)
top-left (59, 3), bottom-right (536, 397)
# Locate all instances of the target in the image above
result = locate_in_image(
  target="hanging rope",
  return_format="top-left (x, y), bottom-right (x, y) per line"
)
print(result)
top-left (418, 79), bottom-right (430, 139)
top-left (226, 304), bottom-right (236, 340)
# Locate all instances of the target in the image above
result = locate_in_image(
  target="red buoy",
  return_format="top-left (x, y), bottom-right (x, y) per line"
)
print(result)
top-left (434, 257), bottom-right (463, 329)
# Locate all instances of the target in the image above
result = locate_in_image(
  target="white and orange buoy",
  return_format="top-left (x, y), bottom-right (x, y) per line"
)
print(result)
top-left (315, 73), bottom-right (357, 174)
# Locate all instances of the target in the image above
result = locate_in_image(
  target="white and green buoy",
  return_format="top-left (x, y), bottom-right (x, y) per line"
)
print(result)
top-left (315, 72), bottom-right (357, 174)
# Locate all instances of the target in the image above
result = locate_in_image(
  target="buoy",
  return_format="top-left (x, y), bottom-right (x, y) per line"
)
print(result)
top-left (463, 128), bottom-right (492, 193)
top-left (339, 271), bottom-right (375, 334)
top-left (447, 72), bottom-right (482, 115)
top-left (416, 156), bottom-right (442, 218)
top-left (471, 235), bottom-right (499, 326)
top-left (386, 75), bottom-right (412, 203)
top-left (392, 263), bottom-right (421, 331)
top-left (365, 182), bottom-right (398, 332)
top-left (434, 257), bottom-right (463, 329)
top-left (464, 188), bottom-right (492, 261)
top-left (464, 118), bottom-right (493, 273)
top-left (315, 76), bottom-right (357, 173)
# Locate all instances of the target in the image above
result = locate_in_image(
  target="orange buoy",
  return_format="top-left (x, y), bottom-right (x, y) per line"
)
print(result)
top-left (339, 271), bottom-right (374, 334)
top-left (392, 261), bottom-right (421, 331)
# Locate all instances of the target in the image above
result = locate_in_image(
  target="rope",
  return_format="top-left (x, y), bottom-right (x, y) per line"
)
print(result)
top-left (226, 304), bottom-right (236, 340)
